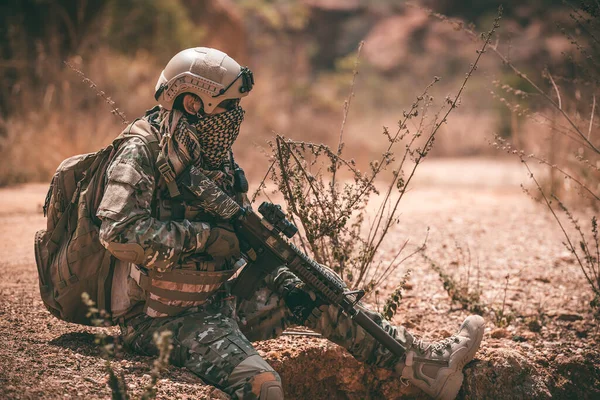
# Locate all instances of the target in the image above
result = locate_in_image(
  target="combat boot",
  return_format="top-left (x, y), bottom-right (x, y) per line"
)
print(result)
top-left (397, 315), bottom-right (485, 400)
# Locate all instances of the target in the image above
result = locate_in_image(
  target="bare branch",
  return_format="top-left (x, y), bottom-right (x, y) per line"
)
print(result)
top-left (251, 158), bottom-right (276, 203)
top-left (64, 61), bottom-right (129, 124)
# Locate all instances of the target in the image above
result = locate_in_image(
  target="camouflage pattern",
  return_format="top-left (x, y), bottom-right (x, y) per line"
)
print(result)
top-left (120, 300), bottom-right (266, 393)
top-left (121, 265), bottom-right (410, 399)
top-left (98, 133), bottom-right (245, 321)
top-left (179, 164), bottom-right (242, 220)
top-left (250, 265), bottom-right (409, 370)
top-left (100, 116), bottom-right (410, 398)
top-left (98, 136), bottom-right (211, 271)
top-left (140, 260), bottom-right (236, 318)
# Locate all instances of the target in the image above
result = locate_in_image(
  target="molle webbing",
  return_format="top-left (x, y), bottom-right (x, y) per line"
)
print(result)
top-left (137, 268), bottom-right (234, 317)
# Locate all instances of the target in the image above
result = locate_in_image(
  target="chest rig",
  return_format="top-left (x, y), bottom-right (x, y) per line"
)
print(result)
top-left (136, 138), bottom-right (251, 318)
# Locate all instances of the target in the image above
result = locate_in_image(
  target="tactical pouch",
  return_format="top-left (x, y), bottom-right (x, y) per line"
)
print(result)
top-left (135, 263), bottom-right (235, 318)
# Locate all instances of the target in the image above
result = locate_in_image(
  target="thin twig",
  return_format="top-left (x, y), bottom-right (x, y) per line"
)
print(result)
top-left (251, 158), bottom-right (276, 203)
top-left (331, 79), bottom-right (439, 227)
top-left (330, 42), bottom-right (363, 273)
top-left (425, 8), bottom-right (600, 154)
top-left (336, 41), bottom-right (363, 155)
top-left (589, 93), bottom-right (596, 141)
top-left (527, 153), bottom-right (600, 201)
top-left (490, 46), bottom-right (599, 153)
top-left (64, 61), bottom-right (129, 124)
top-left (365, 8), bottom-right (502, 272)
top-left (520, 158), bottom-right (593, 286)
top-left (547, 70), bottom-right (562, 110)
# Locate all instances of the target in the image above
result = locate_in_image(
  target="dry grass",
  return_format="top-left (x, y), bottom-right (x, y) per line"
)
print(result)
top-left (253, 10), bottom-right (502, 297)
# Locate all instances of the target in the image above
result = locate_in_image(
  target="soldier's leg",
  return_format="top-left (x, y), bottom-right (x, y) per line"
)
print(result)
top-left (121, 308), bottom-right (283, 399)
top-left (237, 275), bottom-right (408, 369)
top-left (240, 265), bottom-right (484, 400)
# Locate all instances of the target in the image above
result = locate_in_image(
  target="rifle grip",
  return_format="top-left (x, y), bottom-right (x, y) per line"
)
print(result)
top-left (230, 253), bottom-right (282, 299)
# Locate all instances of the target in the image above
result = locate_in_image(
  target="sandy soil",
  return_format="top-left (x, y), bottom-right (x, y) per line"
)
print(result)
top-left (0, 158), bottom-right (598, 399)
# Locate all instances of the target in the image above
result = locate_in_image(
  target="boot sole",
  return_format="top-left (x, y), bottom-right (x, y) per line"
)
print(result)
top-left (435, 316), bottom-right (485, 400)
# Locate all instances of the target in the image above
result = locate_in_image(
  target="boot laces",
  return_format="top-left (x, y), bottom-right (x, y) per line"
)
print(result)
top-left (412, 338), bottom-right (429, 353)
top-left (431, 335), bottom-right (460, 354)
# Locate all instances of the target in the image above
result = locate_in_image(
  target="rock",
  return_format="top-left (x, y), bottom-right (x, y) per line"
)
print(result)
top-left (257, 338), bottom-right (424, 400)
top-left (557, 312), bottom-right (583, 321)
top-left (461, 348), bottom-right (552, 399)
top-left (403, 320), bottom-right (416, 329)
top-left (254, 337), bottom-right (600, 400)
top-left (519, 331), bottom-right (538, 341)
top-left (556, 251), bottom-right (575, 263)
top-left (575, 327), bottom-right (588, 338)
top-left (528, 318), bottom-right (543, 332)
top-left (556, 312), bottom-right (583, 322)
top-left (546, 310), bottom-right (584, 321)
top-left (490, 328), bottom-right (509, 339)
top-left (550, 351), bottom-right (600, 399)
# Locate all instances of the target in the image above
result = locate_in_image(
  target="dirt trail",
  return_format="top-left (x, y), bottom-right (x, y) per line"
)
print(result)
top-left (0, 158), bottom-right (598, 399)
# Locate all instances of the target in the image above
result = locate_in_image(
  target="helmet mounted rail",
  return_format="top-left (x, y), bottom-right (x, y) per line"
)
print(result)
top-left (154, 47), bottom-right (253, 113)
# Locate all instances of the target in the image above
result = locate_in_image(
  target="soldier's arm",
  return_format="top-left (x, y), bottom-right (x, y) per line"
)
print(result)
top-left (97, 137), bottom-right (210, 271)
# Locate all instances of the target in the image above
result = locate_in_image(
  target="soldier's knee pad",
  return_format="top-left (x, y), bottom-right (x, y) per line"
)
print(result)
top-left (229, 355), bottom-right (283, 399)
top-left (259, 377), bottom-right (284, 400)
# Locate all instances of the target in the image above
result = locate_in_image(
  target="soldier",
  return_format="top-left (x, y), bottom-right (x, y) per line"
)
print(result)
top-left (97, 47), bottom-right (485, 400)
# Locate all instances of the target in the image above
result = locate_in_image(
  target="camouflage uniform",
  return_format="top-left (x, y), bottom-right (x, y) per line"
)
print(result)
top-left (118, 267), bottom-right (408, 399)
top-left (97, 121), bottom-right (410, 399)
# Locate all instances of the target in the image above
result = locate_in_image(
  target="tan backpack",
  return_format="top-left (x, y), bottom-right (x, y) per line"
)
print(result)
top-left (34, 119), bottom-right (160, 326)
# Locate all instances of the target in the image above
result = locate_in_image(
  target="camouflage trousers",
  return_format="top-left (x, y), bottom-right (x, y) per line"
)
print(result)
top-left (120, 266), bottom-right (411, 399)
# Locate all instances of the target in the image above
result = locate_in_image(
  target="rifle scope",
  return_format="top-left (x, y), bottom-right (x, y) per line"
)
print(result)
top-left (258, 202), bottom-right (298, 239)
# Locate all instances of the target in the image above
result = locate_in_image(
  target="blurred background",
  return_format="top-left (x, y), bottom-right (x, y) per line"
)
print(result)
top-left (0, 0), bottom-right (589, 189)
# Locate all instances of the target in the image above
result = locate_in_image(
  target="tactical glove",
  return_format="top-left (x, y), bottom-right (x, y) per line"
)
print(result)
top-left (283, 282), bottom-right (322, 324)
top-left (204, 224), bottom-right (240, 259)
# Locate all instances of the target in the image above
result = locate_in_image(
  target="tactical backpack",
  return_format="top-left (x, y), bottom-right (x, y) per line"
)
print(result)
top-left (34, 119), bottom-right (160, 326)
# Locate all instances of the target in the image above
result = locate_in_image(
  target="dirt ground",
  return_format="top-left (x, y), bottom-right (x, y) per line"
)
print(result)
top-left (0, 158), bottom-right (599, 399)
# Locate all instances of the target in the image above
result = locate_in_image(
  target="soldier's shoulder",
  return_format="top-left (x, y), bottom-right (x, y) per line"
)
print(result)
top-left (107, 135), bottom-right (158, 180)
top-left (115, 135), bottom-right (155, 162)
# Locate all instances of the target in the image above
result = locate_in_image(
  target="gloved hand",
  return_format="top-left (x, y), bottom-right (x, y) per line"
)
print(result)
top-left (283, 282), bottom-right (322, 324)
top-left (204, 224), bottom-right (240, 259)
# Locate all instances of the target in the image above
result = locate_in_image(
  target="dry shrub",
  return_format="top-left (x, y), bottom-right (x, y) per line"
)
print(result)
top-left (82, 293), bottom-right (173, 399)
top-left (254, 10), bottom-right (502, 295)
top-left (0, 50), bottom-right (157, 185)
top-left (487, 0), bottom-right (600, 313)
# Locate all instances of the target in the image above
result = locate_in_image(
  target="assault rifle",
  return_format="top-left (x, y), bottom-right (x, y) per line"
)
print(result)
top-left (179, 166), bottom-right (406, 357)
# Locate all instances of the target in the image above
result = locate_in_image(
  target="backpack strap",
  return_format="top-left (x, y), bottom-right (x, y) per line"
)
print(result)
top-left (120, 118), bottom-right (161, 167)
top-left (118, 119), bottom-right (181, 198)
top-left (156, 153), bottom-right (181, 198)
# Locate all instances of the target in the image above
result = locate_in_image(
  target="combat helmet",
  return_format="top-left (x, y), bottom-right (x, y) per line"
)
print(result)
top-left (154, 47), bottom-right (254, 114)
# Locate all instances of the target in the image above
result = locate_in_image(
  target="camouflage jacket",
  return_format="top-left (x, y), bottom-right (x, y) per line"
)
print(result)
top-left (97, 112), bottom-right (250, 318)
top-left (97, 135), bottom-right (212, 270)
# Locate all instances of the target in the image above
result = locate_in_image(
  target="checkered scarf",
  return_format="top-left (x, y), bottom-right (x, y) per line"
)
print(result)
top-left (158, 106), bottom-right (245, 181)
top-left (193, 106), bottom-right (245, 169)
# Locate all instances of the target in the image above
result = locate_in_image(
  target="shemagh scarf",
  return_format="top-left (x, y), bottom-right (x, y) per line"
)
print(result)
top-left (158, 106), bottom-right (245, 179)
